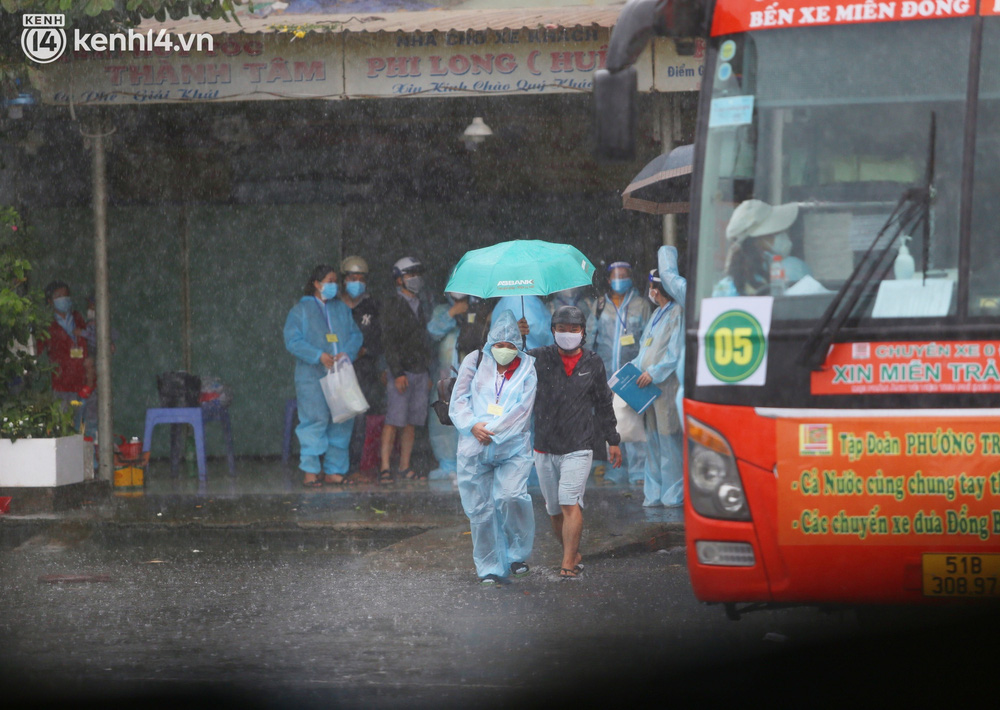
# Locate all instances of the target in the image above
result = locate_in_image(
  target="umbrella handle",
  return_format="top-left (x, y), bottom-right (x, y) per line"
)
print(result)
top-left (521, 295), bottom-right (527, 350)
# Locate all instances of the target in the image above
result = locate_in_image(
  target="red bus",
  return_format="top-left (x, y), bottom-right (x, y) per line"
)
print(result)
top-left (598, 0), bottom-right (1000, 615)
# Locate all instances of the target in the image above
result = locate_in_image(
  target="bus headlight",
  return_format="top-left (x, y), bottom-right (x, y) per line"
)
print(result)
top-left (686, 417), bottom-right (751, 521)
top-left (691, 449), bottom-right (728, 492)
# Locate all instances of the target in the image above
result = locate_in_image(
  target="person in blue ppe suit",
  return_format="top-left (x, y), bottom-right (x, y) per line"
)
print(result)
top-left (629, 246), bottom-right (685, 507)
top-left (550, 285), bottom-right (595, 317)
top-left (284, 264), bottom-right (364, 488)
top-left (587, 261), bottom-right (651, 485)
top-left (426, 293), bottom-right (468, 481)
top-left (449, 310), bottom-right (538, 585)
top-left (492, 295), bottom-right (553, 351)
top-left (654, 247), bottom-right (688, 431)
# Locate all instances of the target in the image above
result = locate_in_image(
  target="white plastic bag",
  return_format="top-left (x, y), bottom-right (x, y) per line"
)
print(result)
top-left (320, 359), bottom-right (370, 423)
top-left (613, 393), bottom-right (646, 443)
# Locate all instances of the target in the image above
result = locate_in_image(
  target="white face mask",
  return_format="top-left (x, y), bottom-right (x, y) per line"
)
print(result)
top-left (491, 346), bottom-right (518, 366)
top-left (648, 289), bottom-right (659, 305)
top-left (554, 331), bottom-right (583, 351)
top-left (771, 232), bottom-right (792, 257)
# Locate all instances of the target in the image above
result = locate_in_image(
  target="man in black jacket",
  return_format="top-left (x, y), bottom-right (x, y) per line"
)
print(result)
top-left (379, 256), bottom-right (432, 483)
top-left (339, 255), bottom-right (383, 474)
top-left (529, 305), bottom-right (621, 580)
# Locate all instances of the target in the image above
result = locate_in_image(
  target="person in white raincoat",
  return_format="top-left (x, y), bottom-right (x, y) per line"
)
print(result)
top-left (629, 246), bottom-right (685, 507)
top-left (587, 260), bottom-right (651, 485)
top-left (449, 310), bottom-right (538, 584)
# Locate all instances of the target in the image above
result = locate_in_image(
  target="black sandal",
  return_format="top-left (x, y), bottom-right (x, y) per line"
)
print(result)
top-left (378, 469), bottom-right (394, 485)
top-left (400, 468), bottom-right (426, 481)
top-left (559, 567), bottom-right (580, 580)
top-left (323, 473), bottom-right (347, 486)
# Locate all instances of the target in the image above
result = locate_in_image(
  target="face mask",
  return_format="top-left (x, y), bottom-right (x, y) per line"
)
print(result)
top-left (404, 275), bottom-right (424, 294)
top-left (87, 309), bottom-right (96, 321)
top-left (554, 331), bottom-right (583, 351)
top-left (610, 278), bottom-right (632, 294)
top-left (491, 346), bottom-right (518, 366)
top-left (346, 281), bottom-right (365, 299)
top-left (771, 232), bottom-right (792, 257)
top-left (53, 296), bottom-right (72, 313)
top-left (321, 282), bottom-right (338, 300)
top-left (648, 289), bottom-right (659, 305)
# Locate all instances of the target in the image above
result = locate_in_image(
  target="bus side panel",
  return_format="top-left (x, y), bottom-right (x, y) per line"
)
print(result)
top-left (684, 400), bottom-right (1000, 604)
top-left (769, 546), bottom-right (926, 603)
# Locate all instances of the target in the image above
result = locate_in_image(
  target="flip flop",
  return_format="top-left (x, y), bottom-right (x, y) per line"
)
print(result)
top-left (559, 567), bottom-right (580, 580)
top-left (323, 474), bottom-right (347, 485)
top-left (302, 478), bottom-right (322, 488)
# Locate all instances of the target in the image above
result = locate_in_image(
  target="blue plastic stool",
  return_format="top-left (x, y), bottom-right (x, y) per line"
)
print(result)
top-left (202, 400), bottom-right (237, 475)
top-left (282, 398), bottom-right (297, 466)
top-left (143, 407), bottom-right (207, 484)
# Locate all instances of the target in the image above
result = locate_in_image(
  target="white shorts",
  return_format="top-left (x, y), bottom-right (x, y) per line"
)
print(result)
top-left (534, 450), bottom-right (594, 515)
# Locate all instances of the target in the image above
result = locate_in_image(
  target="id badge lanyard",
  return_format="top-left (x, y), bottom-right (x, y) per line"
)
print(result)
top-left (488, 371), bottom-right (507, 417)
top-left (644, 302), bottom-right (672, 348)
top-left (314, 297), bottom-right (339, 358)
top-left (610, 290), bottom-right (633, 371)
top-left (58, 312), bottom-right (84, 358)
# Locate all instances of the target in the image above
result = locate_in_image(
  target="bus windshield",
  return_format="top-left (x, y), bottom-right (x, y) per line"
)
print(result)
top-left (693, 19), bottom-right (988, 326)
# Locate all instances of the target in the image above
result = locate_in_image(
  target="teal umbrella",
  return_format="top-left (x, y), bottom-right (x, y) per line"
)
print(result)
top-left (445, 239), bottom-right (596, 299)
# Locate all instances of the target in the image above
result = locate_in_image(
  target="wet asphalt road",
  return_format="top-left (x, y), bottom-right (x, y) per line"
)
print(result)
top-left (2, 523), bottom-right (999, 708)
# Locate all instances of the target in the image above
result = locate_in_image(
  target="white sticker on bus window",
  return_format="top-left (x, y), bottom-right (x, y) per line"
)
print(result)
top-left (708, 95), bottom-right (754, 128)
top-left (697, 297), bottom-right (773, 387)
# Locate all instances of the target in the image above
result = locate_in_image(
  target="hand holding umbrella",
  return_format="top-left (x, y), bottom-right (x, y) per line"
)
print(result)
top-left (445, 239), bottom-right (597, 349)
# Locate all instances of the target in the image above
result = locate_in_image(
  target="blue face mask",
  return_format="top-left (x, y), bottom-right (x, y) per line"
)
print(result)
top-left (346, 281), bottom-right (365, 299)
top-left (610, 278), bottom-right (632, 294)
top-left (53, 296), bottom-right (72, 313)
top-left (321, 282), bottom-right (338, 300)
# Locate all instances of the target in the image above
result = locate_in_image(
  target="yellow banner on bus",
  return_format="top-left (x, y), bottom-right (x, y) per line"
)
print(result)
top-left (776, 418), bottom-right (1000, 546)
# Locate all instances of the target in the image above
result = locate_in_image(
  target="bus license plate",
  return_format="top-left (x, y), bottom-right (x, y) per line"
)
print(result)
top-left (922, 554), bottom-right (1000, 597)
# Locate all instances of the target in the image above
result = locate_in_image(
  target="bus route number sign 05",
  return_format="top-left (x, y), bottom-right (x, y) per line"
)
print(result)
top-left (705, 310), bottom-right (766, 383)
top-left (697, 297), bottom-right (772, 387)
top-left (922, 554), bottom-right (1000, 597)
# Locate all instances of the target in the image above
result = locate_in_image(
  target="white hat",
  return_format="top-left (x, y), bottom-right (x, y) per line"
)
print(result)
top-left (726, 199), bottom-right (799, 243)
top-left (392, 256), bottom-right (423, 278)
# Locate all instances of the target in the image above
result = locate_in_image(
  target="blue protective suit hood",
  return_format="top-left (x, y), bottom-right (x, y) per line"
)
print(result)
top-left (657, 246), bottom-right (687, 307)
top-left (486, 309), bottom-right (523, 352)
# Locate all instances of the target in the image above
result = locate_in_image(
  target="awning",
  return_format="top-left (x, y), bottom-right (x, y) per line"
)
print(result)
top-left (132, 6), bottom-right (622, 35)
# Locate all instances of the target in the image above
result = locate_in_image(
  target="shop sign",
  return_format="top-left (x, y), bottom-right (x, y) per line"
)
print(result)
top-left (344, 28), bottom-right (655, 97)
top-left (31, 28), bottom-right (702, 105)
top-left (30, 34), bottom-right (344, 105)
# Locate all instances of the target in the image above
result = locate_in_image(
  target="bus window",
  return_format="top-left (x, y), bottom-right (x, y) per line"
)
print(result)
top-left (695, 21), bottom-right (971, 323)
top-left (969, 19), bottom-right (1000, 317)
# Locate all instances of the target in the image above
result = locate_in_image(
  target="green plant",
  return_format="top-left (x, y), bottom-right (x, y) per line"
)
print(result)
top-left (1, 390), bottom-right (77, 439)
top-left (0, 205), bottom-right (70, 441)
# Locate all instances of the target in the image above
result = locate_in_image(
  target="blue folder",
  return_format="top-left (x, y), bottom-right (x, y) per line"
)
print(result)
top-left (608, 362), bottom-right (660, 414)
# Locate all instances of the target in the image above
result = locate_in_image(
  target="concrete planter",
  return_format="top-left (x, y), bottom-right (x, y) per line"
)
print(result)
top-left (0, 435), bottom-right (85, 487)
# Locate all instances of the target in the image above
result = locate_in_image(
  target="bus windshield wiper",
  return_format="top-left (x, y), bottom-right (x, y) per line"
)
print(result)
top-left (798, 113), bottom-right (936, 370)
